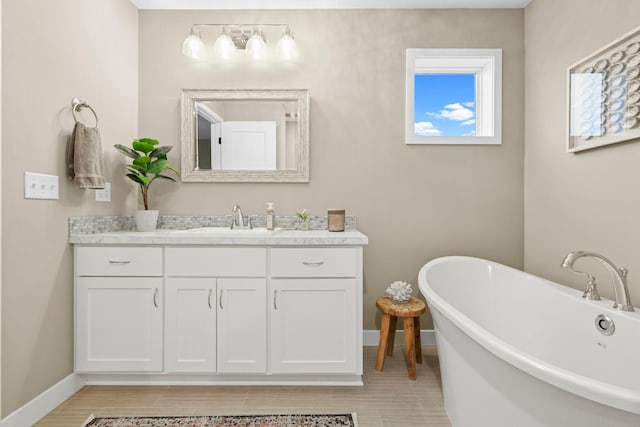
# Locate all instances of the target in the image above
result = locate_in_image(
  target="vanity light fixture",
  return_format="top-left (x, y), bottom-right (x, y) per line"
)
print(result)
top-left (181, 27), bottom-right (205, 59)
top-left (246, 27), bottom-right (267, 60)
top-left (182, 24), bottom-right (297, 62)
top-left (213, 26), bottom-right (236, 60)
top-left (276, 26), bottom-right (298, 61)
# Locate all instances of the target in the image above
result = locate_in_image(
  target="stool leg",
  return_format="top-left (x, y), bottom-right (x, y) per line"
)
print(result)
top-left (387, 316), bottom-right (397, 356)
top-left (376, 313), bottom-right (391, 371)
top-left (403, 317), bottom-right (417, 380)
top-left (414, 316), bottom-right (423, 364)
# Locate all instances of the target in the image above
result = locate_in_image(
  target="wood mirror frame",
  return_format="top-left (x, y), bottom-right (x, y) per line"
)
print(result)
top-left (180, 89), bottom-right (309, 183)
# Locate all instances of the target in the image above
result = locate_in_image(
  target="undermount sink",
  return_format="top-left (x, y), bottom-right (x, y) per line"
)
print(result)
top-left (173, 227), bottom-right (282, 235)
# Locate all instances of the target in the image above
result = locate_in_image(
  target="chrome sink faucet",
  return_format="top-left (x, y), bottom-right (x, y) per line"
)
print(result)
top-left (561, 251), bottom-right (634, 312)
top-left (231, 205), bottom-right (251, 229)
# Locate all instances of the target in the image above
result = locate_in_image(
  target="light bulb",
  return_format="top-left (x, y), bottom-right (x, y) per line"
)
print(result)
top-left (246, 29), bottom-right (267, 60)
top-left (213, 32), bottom-right (236, 60)
top-left (276, 30), bottom-right (297, 61)
top-left (181, 29), bottom-right (204, 59)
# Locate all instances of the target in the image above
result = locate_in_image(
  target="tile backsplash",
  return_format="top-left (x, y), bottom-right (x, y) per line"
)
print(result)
top-left (69, 214), bottom-right (357, 235)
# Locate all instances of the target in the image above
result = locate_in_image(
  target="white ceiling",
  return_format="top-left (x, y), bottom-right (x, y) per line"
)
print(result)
top-left (129, 0), bottom-right (532, 10)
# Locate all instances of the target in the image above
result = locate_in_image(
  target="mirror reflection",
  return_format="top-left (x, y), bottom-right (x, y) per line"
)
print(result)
top-left (181, 89), bottom-right (309, 183)
top-left (195, 100), bottom-right (299, 171)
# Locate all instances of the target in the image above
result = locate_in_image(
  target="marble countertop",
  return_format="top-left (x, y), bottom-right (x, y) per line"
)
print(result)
top-left (69, 228), bottom-right (368, 246)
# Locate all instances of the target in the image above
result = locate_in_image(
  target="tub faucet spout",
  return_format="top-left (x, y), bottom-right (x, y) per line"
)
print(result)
top-left (561, 251), bottom-right (634, 312)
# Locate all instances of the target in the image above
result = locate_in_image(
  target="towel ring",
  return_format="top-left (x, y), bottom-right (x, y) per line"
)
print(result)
top-left (71, 97), bottom-right (98, 127)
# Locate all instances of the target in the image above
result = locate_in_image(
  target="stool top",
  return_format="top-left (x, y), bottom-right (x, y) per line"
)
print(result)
top-left (376, 296), bottom-right (426, 317)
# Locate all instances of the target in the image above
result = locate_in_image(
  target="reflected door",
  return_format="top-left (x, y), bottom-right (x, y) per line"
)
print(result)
top-left (215, 121), bottom-right (276, 170)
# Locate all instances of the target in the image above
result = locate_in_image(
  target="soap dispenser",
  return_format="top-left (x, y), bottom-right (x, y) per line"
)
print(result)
top-left (266, 202), bottom-right (275, 230)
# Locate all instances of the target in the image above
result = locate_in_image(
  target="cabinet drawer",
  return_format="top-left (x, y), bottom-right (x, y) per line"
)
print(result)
top-left (166, 247), bottom-right (266, 277)
top-left (76, 246), bottom-right (163, 276)
top-left (270, 248), bottom-right (358, 278)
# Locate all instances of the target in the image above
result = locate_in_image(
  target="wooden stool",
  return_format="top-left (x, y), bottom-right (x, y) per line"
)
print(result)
top-left (375, 296), bottom-right (426, 380)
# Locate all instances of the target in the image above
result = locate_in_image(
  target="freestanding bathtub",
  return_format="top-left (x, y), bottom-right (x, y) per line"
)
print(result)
top-left (418, 256), bottom-right (640, 427)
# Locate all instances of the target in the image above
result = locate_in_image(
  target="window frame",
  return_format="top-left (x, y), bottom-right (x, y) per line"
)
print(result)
top-left (406, 48), bottom-right (502, 145)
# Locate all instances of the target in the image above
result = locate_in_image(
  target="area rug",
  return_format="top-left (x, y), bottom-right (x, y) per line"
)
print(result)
top-left (82, 413), bottom-right (358, 427)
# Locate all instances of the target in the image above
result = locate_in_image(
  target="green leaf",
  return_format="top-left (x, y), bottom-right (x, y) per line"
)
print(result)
top-left (133, 156), bottom-right (151, 165)
top-left (132, 140), bottom-right (155, 154)
top-left (126, 166), bottom-right (143, 176)
top-left (127, 164), bottom-right (146, 173)
top-left (126, 173), bottom-right (146, 185)
top-left (153, 174), bottom-right (178, 183)
top-left (114, 144), bottom-right (140, 159)
top-left (167, 166), bottom-right (181, 177)
top-left (137, 138), bottom-right (159, 146)
top-left (149, 146), bottom-right (172, 158)
top-left (133, 156), bottom-right (151, 169)
top-left (147, 159), bottom-right (169, 175)
top-left (138, 175), bottom-right (152, 184)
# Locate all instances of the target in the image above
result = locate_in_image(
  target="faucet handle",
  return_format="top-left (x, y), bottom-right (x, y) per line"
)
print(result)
top-left (583, 275), bottom-right (601, 301)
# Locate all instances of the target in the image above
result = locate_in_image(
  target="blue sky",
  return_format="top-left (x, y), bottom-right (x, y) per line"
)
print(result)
top-left (414, 74), bottom-right (476, 137)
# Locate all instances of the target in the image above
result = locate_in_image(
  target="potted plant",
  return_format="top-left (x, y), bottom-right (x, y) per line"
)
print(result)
top-left (114, 138), bottom-right (180, 231)
top-left (296, 209), bottom-right (310, 231)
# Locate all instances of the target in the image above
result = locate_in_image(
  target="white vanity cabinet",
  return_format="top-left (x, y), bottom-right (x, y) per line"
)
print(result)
top-left (270, 248), bottom-right (360, 374)
top-left (75, 246), bottom-right (164, 372)
top-left (165, 278), bottom-right (217, 373)
top-left (165, 247), bottom-right (267, 374)
top-left (72, 230), bottom-right (367, 385)
top-left (216, 278), bottom-right (267, 373)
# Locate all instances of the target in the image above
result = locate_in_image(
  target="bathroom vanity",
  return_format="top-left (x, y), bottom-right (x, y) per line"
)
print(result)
top-left (70, 228), bottom-right (368, 385)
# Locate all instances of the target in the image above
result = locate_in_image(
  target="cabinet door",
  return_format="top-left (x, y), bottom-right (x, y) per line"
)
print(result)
top-left (271, 278), bottom-right (357, 373)
top-left (76, 277), bottom-right (163, 372)
top-left (165, 278), bottom-right (216, 373)
top-left (217, 278), bottom-right (267, 373)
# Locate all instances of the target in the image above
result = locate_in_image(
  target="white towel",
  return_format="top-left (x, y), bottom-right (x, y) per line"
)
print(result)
top-left (68, 122), bottom-right (105, 189)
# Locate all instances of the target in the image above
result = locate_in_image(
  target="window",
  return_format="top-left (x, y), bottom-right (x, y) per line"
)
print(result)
top-left (406, 48), bottom-right (502, 145)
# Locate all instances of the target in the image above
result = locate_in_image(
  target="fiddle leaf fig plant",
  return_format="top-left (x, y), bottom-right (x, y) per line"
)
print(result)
top-left (114, 138), bottom-right (180, 210)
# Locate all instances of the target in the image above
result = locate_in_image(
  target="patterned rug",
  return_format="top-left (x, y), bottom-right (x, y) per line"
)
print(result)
top-left (82, 413), bottom-right (358, 426)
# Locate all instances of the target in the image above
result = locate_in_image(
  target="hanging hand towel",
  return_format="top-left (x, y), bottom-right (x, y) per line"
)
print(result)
top-left (68, 122), bottom-right (105, 189)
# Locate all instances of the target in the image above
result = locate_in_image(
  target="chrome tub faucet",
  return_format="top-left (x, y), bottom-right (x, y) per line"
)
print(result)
top-left (561, 251), bottom-right (634, 312)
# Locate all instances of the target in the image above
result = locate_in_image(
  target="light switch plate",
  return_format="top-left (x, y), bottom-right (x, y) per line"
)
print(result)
top-left (95, 182), bottom-right (111, 202)
top-left (24, 172), bottom-right (59, 200)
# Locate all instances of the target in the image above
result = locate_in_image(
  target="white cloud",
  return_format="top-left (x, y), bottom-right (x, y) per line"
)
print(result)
top-left (463, 102), bottom-right (475, 108)
top-left (414, 121), bottom-right (442, 136)
top-left (439, 103), bottom-right (474, 121)
top-left (427, 102), bottom-right (475, 122)
top-left (461, 119), bottom-right (476, 126)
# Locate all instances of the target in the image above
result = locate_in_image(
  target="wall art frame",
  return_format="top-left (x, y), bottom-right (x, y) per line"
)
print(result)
top-left (567, 25), bottom-right (640, 153)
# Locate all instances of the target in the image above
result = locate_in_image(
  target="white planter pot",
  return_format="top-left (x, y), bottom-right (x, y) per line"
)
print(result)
top-left (135, 210), bottom-right (159, 232)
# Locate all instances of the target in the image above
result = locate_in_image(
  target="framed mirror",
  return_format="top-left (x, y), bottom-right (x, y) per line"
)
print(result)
top-left (181, 89), bottom-right (309, 182)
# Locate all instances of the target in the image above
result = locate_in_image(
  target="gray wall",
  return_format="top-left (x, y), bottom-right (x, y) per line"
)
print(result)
top-left (1, 0), bottom-right (138, 416)
top-left (524, 0), bottom-right (640, 299)
top-left (139, 9), bottom-right (525, 331)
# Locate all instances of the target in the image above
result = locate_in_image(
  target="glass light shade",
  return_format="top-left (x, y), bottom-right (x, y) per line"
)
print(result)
top-left (213, 33), bottom-right (236, 60)
top-left (276, 34), bottom-right (297, 61)
top-left (246, 33), bottom-right (267, 60)
top-left (182, 34), bottom-right (204, 59)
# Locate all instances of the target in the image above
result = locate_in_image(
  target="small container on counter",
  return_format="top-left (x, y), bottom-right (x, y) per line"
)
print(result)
top-left (327, 209), bottom-right (345, 232)
top-left (266, 202), bottom-right (275, 230)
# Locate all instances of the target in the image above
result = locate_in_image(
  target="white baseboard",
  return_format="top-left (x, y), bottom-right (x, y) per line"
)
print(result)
top-left (0, 331), bottom-right (436, 426)
top-left (363, 329), bottom-right (436, 347)
top-left (0, 373), bottom-right (86, 427)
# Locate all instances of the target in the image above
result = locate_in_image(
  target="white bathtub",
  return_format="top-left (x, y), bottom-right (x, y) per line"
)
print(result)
top-left (418, 256), bottom-right (640, 427)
